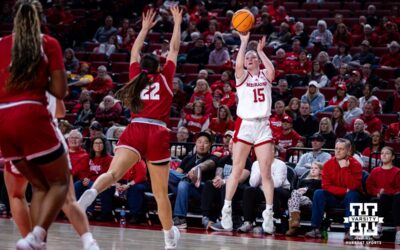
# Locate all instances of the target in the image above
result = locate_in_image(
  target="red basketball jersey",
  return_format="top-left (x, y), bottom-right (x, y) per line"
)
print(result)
top-left (129, 60), bottom-right (176, 123)
top-left (0, 34), bottom-right (64, 105)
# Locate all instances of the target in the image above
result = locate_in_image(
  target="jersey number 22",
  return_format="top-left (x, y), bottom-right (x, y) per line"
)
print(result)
top-left (141, 82), bottom-right (160, 100)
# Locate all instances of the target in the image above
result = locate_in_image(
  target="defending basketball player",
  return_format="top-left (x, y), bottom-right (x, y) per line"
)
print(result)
top-left (0, 1), bottom-right (70, 249)
top-left (4, 94), bottom-right (99, 250)
top-left (78, 7), bottom-right (182, 249)
top-left (211, 33), bottom-right (276, 233)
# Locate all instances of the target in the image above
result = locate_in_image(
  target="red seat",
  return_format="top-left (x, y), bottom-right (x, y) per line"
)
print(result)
top-left (373, 89), bottom-right (394, 100)
top-left (309, 9), bottom-right (330, 19)
top-left (383, 141), bottom-right (400, 152)
top-left (377, 114), bottom-right (398, 126)
top-left (75, 51), bottom-right (88, 61)
top-left (85, 42), bottom-right (98, 52)
top-left (284, 2), bottom-right (299, 11)
top-left (343, 2), bottom-right (360, 11)
top-left (180, 64), bottom-right (198, 74)
top-left (319, 87), bottom-right (337, 100)
top-left (147, 32), bottom-right (161, 42)
top-left (303, 3), bottom-right (320, 10)
top-left (208, 74), bottom-right (222, 84)
top-left (109, 53), bottom-right (129, 62)
top-left (372, 47), bottom-right (389, 57)
top-left (320, 2), bottom-right (341, 11)
top-left (204, 64), bottom-right (225, 74)
top-left (64, 113), bottom-right (77, 124)
top-left (291, 9), bottom-right (307, 18)
top-left (374, 68), bottom-right (396, 81)
top-left (316, 112), bottom-right (332, 121)
top-left (292, 87), bottom-right (307, 98)
top-left (298, 18), bottom-right (317, 27)
top-left (71, 9), bottom-right (86, 16)
top-left (148, 43), bottom-right (162, 53)
top-left (184, 73), bottom-right (198, 83)
top-left (111, 62), bottom-right (129, 73)
top-left (167, 117), bottom-right (180, 129)
top-left (90, 61), bottom-right (108, 72)
top-left (334, 9), bottom-right (351, 18)
top-left (118, 72), bottom-right (130, 83)
top-left (88, 53), bottom-right (106, 62)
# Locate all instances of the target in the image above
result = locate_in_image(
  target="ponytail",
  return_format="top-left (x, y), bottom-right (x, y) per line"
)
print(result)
top-left (7, 0), bottom-right (42, 90)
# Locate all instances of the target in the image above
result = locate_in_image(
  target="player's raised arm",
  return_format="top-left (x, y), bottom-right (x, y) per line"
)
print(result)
top-left (257, 36), bottom-right (275, 83)
top-left (130, 9), bottom-right (157, 64)
top-left (166, 6), bottom-right (182, 65)
top-left (235, 32), bottom-right (250, 80)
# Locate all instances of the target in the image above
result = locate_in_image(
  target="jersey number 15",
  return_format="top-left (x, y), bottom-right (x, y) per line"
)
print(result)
top-left (253, 88), bottom-right (265, 103)
top-left (140, 82), bottom-right (160, 100)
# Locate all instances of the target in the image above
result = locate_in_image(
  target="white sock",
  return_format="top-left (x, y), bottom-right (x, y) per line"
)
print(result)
top-left (266, 204), bottom-right (273, 212)
top-left (90, 188), bottom-right (98, 196)
top-left (223, 200), bottom-right (232, 208)
top-left (164, 228), bottom-right (174, 238)
top-left (32, 226), bottom-right (46, 241)
top-left (81, 232), bottom-right (94, 249)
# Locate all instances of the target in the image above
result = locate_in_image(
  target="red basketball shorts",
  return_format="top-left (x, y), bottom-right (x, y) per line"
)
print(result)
top-left (116, 119), bottom-right (170, 163)
top-left (0, 102), bottom-right (61, 162)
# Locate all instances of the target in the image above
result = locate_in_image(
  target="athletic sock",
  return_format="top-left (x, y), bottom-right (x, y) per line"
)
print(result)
top-left (32, 226), bottom-right (46, 241)
top-left (81, 232), bottom-right (94, 249)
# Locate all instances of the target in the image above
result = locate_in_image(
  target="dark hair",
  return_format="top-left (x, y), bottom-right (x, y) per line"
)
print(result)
top-left (90, 136), bottom-right (108, 158)
top-left (116, 54), bottom-right (160, 113)
top-left (7, 0), bottom-right (43, 90)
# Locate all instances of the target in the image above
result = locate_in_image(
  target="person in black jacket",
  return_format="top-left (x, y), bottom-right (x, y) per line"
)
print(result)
top-left (186, 37), bottom-right (209, 64)
top-left (344, 118), bottom-right (372, 153)
top-left (293, 102), bottom-right (319, 142)
top-left (286, 161), bottom-right (323, 236)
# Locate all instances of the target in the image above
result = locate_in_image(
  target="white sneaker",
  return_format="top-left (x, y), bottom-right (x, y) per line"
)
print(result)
top-left (78, 189), bottom-right (97, 212)
top-left (262, 210), bottom-right (274, 234)
top-left (395, 231), bottom-right (400, 245)
top-left (16, 233), bottom-right (46, 250)
top-left (85, 240), bottom-right (100, 250)
top-left (221, 206), bottom-right (233, 230)
top-left (165, 226), bottom-right (180, 250)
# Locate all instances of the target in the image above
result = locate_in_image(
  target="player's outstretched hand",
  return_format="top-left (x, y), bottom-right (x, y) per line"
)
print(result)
top-left (257, 36), bottom-right (266, 53)
top-left (142, 8), bottom-right (157, 31)
top-left (170, 5), bottom-right (183, 25)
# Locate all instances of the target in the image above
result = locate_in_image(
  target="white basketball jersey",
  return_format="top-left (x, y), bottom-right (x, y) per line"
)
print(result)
top-left (235, 69), bottom-right (272, 119)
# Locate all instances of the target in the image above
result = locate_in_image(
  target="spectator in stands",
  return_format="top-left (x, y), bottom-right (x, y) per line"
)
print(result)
top-left (106, 125), bottom-right (125, 152)
top-left (360, 63), bottom-right (385, 90)
top-left (181, 21), bottom-right (199, 42)
top-left (211, 130), bottom-right (233, 158)
top-left (254, 13), bottom-right (275, 36)
top-left (331, 106), bottom-right (347, 139)
top-left (274, 5), bottom-right (289, 25)
top-left (68, 63), bottom-right (94, 99)
top-left (267, 22), bottom-right (291, 49)
top-left (270, 100), bottom-right (287, 138)
top-left (75, 99), bottom-right (95, 130)
top-left (171, 77), bottom-right (186, 117)
top-left (152, 39), bottom-right (170, 60)
top-left (329, 13), bottom-right (343, 34)
top-left (274, 48), bottom-right (291, 79)
top-left (276, 114), bottom-right (302, 161)
top-left (209, 105), bottom-right (235, 141)
top-left (95, 35), bottom-right (118, 58)
top-left (220, 82), bottom-right (236, 109)
top-left (301, 81), bottom-right (326, 114)
top-left (366, 4), bottom-right (380, 27)
top-left (208, 36), bottom-right (230, 65)
top-left (235, 157), bottom-right (291, 233)
top-left (366, 146), bottom-right (400, 244)
top-left (111, 160), bottom-right (149, 225)
top-left (294, 132), bottom-right (331, 177)
top-left (87, 65), bottom-right (114, 101)
top-left (196, 11), bottom-right (210, 33)
top-left (380, 41), bottom-right (400, 68)
top-left (186, 37), bottom-right (210, 64)
top-left (344, 96), bottom-right (363, 126)
top-left (291, 21), bottom-right (308, 48)
top-left (316, 51), bottom-right (337, 80)
top-left (179, 100), bottom-right (210, 136)
top-left (92, 16), bottom-right (118, 44)
top-left (309, 20), bottom-right (333, 50)
top-left (75, 136), bottom-right (112, 220)
top-left (333, 23), bottom-right (353, 47)
top-left (95, 95), bottom-right (123, 128)
top-left (285, 97), bottom-right (300, 120)
top-left (384, 77), bottom-right (400, 113)
top-left (286, 161), bottom-right (323, 236)
top-left (359, 102), bottom-right (383, 133)
top-left (344, 119), bottom-right (371, 153)
top-left (362, 24), bottom-right (380, 47)
top-left (184, 69), bottom-right (209, 102)
top-left (272, 79), bottom-right (292, 105)
top-left (120, 27), bottom-right (136, 52)
top-left (203, 20), bottom-right (219, 45)
top-left (332, 45), bottom-right (352, 69)
top-left (68, 130), bottom-right (89, 181)
top-left (351, 16), bottom-right (367, 36)
top-left (59, 119), bottom-right (74, 136)
top-left (381, 21), bottom-right (400, 45)
top-left (351, 40), bottom-right (376, 66)
top-left (385, 117), bottom-right (400, 142)
top-left (117, 18), bottom-right (130, 43)
top-left (318, 118), bottom-right (336, 149)
top-left (362, 130), bottom-right (384, 160)
top-left (289, 50), bottom-right (311, 86)
top-left (305, 138), bottom-right (362, 240)
top-left (170, 132), bottom-right (218, 228)
top-left (330, 63), bottom-right (350, 87)
top-left (153, 8), bottom-right (173, 33)
top-left (346, 70), bottom-right (363, 98)
top-left (189, 79), bottom-right (213, 114)
top-left (323, 84), bottom-right (349, 112)
top-left (309, 61), bottom-right (329, 88)
top-left (294, 102), bottom-right (319, 140)
top-left (210, 70), bottom-right (235, 94)
top-left (64, 48), bottom-right (79, 73)
top-left (171, 126), bottom-right (191, 159)
top-left (359, 84), bottom-right (382, 113)
top-left (203, 139), bottom-right (250, 229)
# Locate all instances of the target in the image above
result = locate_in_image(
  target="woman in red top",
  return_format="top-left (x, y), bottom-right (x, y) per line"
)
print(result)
top-left (0, 1), bottom-right (70, 248)
top-left (209, 105), bottom-right (235, 141)
top-left (366, 146), bottom-right (400, 242)
top-left (178, 100), bottom-right (210, 136)
top-left (189, 79), bottom-right (213, 115)
top-left (78, 8), bottom-right (182, 249)
top-left (362, 131), bottom-right (384, 160)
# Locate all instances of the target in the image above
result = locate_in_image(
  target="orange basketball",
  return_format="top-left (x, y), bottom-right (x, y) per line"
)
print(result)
top-left (231, 9), bottom-right (255, 33)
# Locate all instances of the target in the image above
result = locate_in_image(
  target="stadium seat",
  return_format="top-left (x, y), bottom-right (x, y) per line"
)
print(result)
top-left (111, 62), bottom-right (129, 73)
top-left (90, 61), bottom-right (109, 72)
top-left (291, 9), bottom-right (307, 18)
top-left (89, 53), bottom-right (106, 62)
top-left (292, 87), bottom-right (307, 98)
top-left (75, 51), bottom-right (88, 61)
top-left (319, 87), bottom-right (337, 100)
top-left (109, 53), bottom-right (129, 62)
top-left (118, 72), bottom-right (130, 83)
top-left (316, 112), bottom-right (332, 121)
top-left (180, 64), bottom-right (198, 74)
top-left (374, 68), bottom-right (396, 81)
top-left (377, 114), bottom-right (398, 126)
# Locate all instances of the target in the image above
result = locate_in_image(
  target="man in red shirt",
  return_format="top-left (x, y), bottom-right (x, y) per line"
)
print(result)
top-left (270, 100), bottom-right (286, 138)
top-left (306, 138), bottom-right (362, 240)
top-left (384, 120), bottom-right (400, 141)
top-left (276, 114), bottom-right (302, 161)
top-left (68, 129), bottom-right (90, 179)
top-left (358, 102), bottom-right (382, 134)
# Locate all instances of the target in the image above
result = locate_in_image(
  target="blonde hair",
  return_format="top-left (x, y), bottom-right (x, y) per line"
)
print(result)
top-left (306, 161), bottom-right (323, 180)
top-left (319, 117), bottom-right (333, 134)
top-left (194, 79), bottom-right (211, 93)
